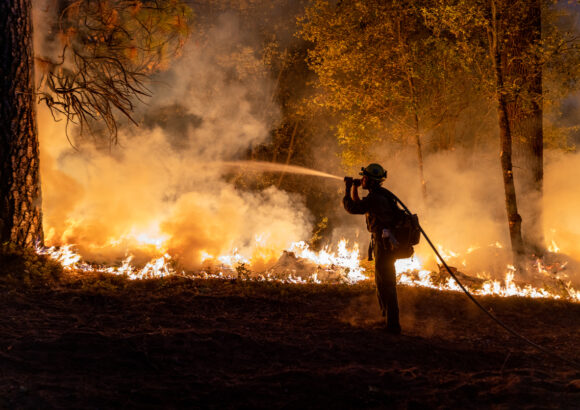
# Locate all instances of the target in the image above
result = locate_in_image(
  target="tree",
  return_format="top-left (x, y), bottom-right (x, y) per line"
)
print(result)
top-left (500, 0), bottom-right (544, 253)
top-left (423, 0), bottom-right (537, 268)
top-left (487, 0), bottom-right (526, 265)
top-left (299, 0), bottom-right (472, 201)
top-left (0, 0), bottom-right (42, 247)
top-left (542, 5), bottom-right (580, 151)
top-left (0, 0), bottom-right (192, 249)
top-left (424, 0), bottom-right (580, 268)
top-left (38, 0), bottom-right (192, 144)
top-left (509, 0), bottom-right (580, 252)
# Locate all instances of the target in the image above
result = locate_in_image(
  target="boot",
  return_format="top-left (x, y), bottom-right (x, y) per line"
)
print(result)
top-left (385, 319), bottom-right (401, 335)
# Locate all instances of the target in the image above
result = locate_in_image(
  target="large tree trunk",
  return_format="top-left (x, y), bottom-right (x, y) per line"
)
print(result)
top-left (0, 0), bottom-right (43, 248)
top-left (505, 0), bottom-right (544, 254)
top-left (489, 0), bottom-right (525, 270)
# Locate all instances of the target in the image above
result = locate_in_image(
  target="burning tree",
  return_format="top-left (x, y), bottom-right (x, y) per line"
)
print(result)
top-left (0, 0), bottom-right (192, 249)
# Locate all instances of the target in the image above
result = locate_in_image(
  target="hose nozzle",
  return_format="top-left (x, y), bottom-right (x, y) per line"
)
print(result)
top-left (344, 176), bottom-right (362, 186)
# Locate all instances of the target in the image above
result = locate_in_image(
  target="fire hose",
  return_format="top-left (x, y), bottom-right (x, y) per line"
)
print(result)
top-left (388, 191), bottom-right (580, 370)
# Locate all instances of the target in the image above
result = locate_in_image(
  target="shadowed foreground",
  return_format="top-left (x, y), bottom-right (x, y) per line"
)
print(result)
top-left (0, 275), bottom-right (579, 409)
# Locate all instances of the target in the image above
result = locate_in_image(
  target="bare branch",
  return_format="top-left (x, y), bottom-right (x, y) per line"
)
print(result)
top-left (37, 0), bottom-right (193, 145)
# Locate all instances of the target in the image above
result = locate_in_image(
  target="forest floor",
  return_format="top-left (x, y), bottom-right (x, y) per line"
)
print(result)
top-left (0, 264), bottom-right (579, 409)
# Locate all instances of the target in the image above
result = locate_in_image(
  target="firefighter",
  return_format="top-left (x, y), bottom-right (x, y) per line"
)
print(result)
top-left (343, 163), bottom-right (401, 334)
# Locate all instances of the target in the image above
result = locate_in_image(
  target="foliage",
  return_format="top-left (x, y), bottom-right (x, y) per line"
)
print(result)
top-left (298, 0), bottom-right (476, 167)
top-left (309, 216), bottom-right (328, 249)
top-left (298, 0), bottom-right (580, 162)
top-left (424, 0), bottom-right (580, 146)
top-left (542, 3), bottom-right (580, 150)
top-left (36, 0), bottom-right (194, 143)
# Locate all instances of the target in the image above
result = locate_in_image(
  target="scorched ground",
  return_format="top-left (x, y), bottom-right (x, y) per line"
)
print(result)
top-left (0, 269), bottom-right (579, 409)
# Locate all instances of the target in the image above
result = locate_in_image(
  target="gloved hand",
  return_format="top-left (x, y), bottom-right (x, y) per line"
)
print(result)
top-left (353, 178), bottom-right (362, 187)
top-left (382, 229), bottom-right (399, 250)
top-left (344, 176), bottom-right (353, 190)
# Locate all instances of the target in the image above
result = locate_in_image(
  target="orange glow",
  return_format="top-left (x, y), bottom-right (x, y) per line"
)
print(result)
top-left (37, 238), bottom-right (580, 303)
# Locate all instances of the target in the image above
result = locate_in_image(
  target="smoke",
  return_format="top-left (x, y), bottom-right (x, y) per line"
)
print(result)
top-left (328, 140), bottom-right (580, 281)
top-left (38, 12), bottom-right (311, 269)
top-left (34, 2), bottom-right (580, 282)
top-left (544, 151), bottom-right (580, 261)
top-left (327, 144), bottom-right (507, 274)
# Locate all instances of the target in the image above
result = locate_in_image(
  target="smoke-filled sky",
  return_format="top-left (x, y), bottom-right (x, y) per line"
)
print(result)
top-left (34, 1), bottom-right (580, 283)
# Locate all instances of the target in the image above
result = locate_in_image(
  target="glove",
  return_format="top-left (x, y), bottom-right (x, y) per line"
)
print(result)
top-left (344, 176), bottom-right (353, 190)
top-left (353, 178), bottom-right (362, 187)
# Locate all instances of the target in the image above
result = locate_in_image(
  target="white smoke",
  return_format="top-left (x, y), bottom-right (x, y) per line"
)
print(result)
top-left (39, 12), bottom-right (312, 269)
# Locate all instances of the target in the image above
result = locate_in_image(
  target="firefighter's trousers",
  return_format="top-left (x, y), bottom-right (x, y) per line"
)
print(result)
top-left (373, 236), bottom-right (400, 327)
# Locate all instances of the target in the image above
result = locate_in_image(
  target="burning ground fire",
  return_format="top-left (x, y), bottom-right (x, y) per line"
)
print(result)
top-left (37, 239), bottom-right (580, 303)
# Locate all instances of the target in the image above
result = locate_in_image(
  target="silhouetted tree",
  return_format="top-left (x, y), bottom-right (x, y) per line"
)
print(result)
top-left (0, 0), bottom-right (192, 249)
top-left (0, 0), bottom-right (42, 247)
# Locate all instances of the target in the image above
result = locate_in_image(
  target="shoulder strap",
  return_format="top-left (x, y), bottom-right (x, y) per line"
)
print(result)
top-left (379, 188), bottom-right (404, 213)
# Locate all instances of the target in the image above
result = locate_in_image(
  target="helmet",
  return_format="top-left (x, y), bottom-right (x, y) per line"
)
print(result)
top-left (359, 163), bottom-right (387, 182)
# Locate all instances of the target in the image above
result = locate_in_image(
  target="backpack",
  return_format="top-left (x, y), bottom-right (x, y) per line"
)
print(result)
top-left (391, 211), bottom-right (421, 258)
top-left (382, 190), bottom-right (421, 259)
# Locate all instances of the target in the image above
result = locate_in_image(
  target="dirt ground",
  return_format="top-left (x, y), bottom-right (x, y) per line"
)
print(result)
top-left (0, 274), bottom-right (579, 409)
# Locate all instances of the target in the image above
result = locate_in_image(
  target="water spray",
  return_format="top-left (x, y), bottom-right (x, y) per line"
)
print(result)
top-left (215, 161), bottom-right (343, 180)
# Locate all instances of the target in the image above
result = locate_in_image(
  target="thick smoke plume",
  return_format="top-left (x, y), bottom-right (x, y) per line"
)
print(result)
top-left (39, 13), bottom-right (311, 269)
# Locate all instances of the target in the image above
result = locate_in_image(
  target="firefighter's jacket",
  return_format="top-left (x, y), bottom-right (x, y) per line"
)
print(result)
top-left (343, 186), bottom-right (401, 235)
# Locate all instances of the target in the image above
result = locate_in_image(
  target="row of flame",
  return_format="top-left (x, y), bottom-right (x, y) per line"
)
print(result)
top-left (36, 239), bottom-right (580, 303)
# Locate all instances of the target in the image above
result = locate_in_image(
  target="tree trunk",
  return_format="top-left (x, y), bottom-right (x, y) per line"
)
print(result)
top-left (277, 122), bottom-right (299, 187)
top-left (489, 0), bottom-right (525, 269)
top-left (505, 0), bottom-right (544, 254)
top-left (412, 111), bottom-right (427, 201)
top-left (0, 0), bottom-right (43, 248)
top-left (528, 81), bottom-right (544, 252)
top-left (406, 73), bottom-right (427, 202)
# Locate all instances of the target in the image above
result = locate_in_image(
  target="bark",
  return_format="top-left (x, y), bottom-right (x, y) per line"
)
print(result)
top-left (489, 0), bottom-right (525, 269)
top-left (0, 0), bottom-right (43, 248)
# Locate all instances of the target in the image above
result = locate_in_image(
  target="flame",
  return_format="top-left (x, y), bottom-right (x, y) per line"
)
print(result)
top-left (288, 240), bottom-right (366, 283)
top-left (436, 245), bottom-right (459, 259)
top-left (37, 244), bottom-right (81, 268)
top-left (548, 239), bottom-right (560, 253)
top-left (37, 237), bottom-right (580, 303)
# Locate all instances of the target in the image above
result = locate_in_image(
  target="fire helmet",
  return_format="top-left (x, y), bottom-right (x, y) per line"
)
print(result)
top-left (359, 163), bottom-right (387, 182)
